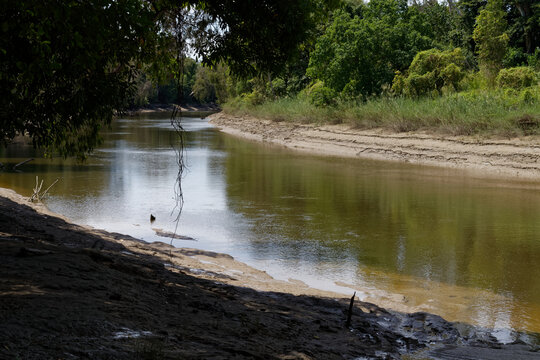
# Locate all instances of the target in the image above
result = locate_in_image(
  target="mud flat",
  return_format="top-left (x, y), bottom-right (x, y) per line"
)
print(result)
top-left (210, 112), bottom-right (540, 180)
top-left (1, 188), bottom-right (539, 359)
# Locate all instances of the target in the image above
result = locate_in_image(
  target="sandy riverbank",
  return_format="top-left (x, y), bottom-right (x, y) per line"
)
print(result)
top-left (1, 188), bottom-right (539, 359)
top-left (209, 112), bottom-right (540, 180)
top-left (126, 104), bottom-right (220, 116)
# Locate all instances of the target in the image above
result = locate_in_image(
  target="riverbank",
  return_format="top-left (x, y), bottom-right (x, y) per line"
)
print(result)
top-left (1, 188), bottom-right (540, 359)
top-left (125, 103), bottom-right (220, 116)
top-left (209, 112), bottom-right (540, 180)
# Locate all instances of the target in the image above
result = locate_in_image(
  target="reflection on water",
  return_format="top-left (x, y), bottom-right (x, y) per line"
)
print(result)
top-left (1, 115), bottom-right (540, 336)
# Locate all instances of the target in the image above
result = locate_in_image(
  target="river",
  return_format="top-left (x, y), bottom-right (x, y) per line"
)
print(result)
top-left (1, 114), bottom-right (540, 340)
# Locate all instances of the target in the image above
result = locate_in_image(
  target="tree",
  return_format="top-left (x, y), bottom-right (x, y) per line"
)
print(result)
top-left (454, 0), bottom-right (488, 55)
top-left (192, 63), bottom-right (232, 104)
top-left (473, 0), bottom-right (509, 84)
top-left (507, 0), bottom-right (540, 54)
top-left (306, 0), bottom-right (433, 99)
top-left (1, 0), bottom-right (157, 157)
top-left (0, 0), bottom-right (336, 157)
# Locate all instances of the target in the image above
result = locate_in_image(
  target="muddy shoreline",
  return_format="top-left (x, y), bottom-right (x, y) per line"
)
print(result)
top-left (209, 112), bottom-right (540, 180)
top-left (2, 188), bottom-right (540, 359)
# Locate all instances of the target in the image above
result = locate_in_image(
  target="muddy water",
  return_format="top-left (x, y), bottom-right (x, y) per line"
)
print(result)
top-left (1, 115), bottom-right (540, 338)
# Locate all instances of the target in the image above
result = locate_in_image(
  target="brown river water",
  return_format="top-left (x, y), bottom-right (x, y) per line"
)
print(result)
top-left (1, 114), bottom-right (539, 341)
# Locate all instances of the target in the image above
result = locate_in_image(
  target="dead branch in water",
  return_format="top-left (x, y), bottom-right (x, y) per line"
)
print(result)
top-left (13, 158), bottom-right (34, 170)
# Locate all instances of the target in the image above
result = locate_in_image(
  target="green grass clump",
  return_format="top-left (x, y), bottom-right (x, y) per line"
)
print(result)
top-left (223, 88), bottom-right (540, 137)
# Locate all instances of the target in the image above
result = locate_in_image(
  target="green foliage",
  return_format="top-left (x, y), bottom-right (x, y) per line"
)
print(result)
top-left (269, 78), bottom-right (288, 98)
top-left (222, 0), bottom-right (539, 138)
top-left (305, 81), bottom-right (338, 107)
top-left (193, 66), bottom-right (216, 103)
top-left (528, 48), bottom-right (540, 71)
top-left (473, 0), bottom-right (509, 83)
top-left (459, 71), bottom-right (488, 91)
top-left (454, 0), bottom-right (487, 55)
top-left (441, 63), bottom-right (465, 90)
top-left (1, 0), bottom-right (337, 157)
top-left (496, 66), bottom-right (538, 89)
top-left (393, 48), bottom-right (466, 96)
top-left (307, 0), bottom-right (433, 98)
top-left (157, 81), bottom-right (178, 104)
top-left (0, 0), bottom-right (157, 158)
top-left (391, 71), bottom-right (406, 95)
top-left (197, 0), bottom-right (339, 76)
top-left (506, 0), bottom-right (540, 55)
top-left (192, 63), bottom-right (232, 104)
top-left (131, 73), bottom-right (157, 108)
top-left (503, 47), bottom-right (529, 67)
top-left (144, 58), bottom-right (199, 105)
top-left (519, 88), bottom-right (537, 104)
top-left (243, 89), bottom-right (267, 107)
top-left (408, 1), bottom-right (459, 50)
top-left (404, 73), bottom-right (436, 97)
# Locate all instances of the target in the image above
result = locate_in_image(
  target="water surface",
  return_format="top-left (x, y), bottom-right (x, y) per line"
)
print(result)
top-left (1, 115), bottom-right (539, 339)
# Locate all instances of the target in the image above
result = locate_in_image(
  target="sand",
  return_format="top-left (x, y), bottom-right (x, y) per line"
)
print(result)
top-left (209, 112), bottom-right (540, 180)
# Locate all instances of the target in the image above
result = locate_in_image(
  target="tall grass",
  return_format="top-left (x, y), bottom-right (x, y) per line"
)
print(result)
top-left (223, 89), bottom-right (540, 137)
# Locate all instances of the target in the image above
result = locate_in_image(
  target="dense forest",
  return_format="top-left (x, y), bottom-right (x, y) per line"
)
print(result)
top-left (177, 0), bottom-right (539, 137)
top-left (2, 0), bottom-right (539, 157)
top-left (138, 0), bottom-right (539, 105)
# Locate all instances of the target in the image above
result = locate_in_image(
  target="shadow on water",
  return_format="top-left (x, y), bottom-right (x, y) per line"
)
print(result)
top-left (1, 115), bottom-right (540, 337)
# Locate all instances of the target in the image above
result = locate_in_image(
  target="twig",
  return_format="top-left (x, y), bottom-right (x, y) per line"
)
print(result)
top-left (40, 178), bottom-right (59, 198)
top-left (31, 176), bottom-right (43, 200)
top-left (346, 291), bottom-right (356, 328)
top-left (30, 176), bottom-right (59, 202)
top-left (30, 176), bottom-right (43, 202)
top-left (13, 158), bottom-right (34, 170)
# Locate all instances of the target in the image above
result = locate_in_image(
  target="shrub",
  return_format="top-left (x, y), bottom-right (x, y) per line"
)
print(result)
top-left (528, 48), bottom-right (540, 71)
top-left (270, 78), bottom-right (287, 97)
top-left (405, 73), bottom-right (436, 97)
top-left (391, 71), bottom-right (405, 94)
top-left (520, 88), bottom-right (537, 104)
top-left (459, 71), bottom-right (489, 91)
top-left (496, 67), bottom-right (537, 89)
top-left (393, 48), bottom-right (466, 97)
top-left (244, 89), bottom-right (266, 106)
top-left (306, 81), bottom-right (337, 107)
top-left (441, 63), bottom-right (464, 90)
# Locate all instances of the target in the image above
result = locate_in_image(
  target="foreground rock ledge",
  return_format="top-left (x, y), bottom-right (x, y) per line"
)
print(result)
top-left (209, 112), bottom-right (540, 180)
top-left (1, 188), bottom-right (538, 359)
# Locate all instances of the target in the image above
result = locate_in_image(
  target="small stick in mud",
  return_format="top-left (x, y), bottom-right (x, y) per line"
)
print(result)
top-left (346, 291), bottom-right (356, 328)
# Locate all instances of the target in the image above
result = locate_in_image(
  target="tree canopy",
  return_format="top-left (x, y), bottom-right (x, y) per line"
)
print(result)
top-left (2, 0), bottom-right (538, 156)
top-left (0, 0), bottom-right (337, 157)
top-left (1, 0), bottom-right (156, 157)
top-left (306, 0), bottom-right (434, 98)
